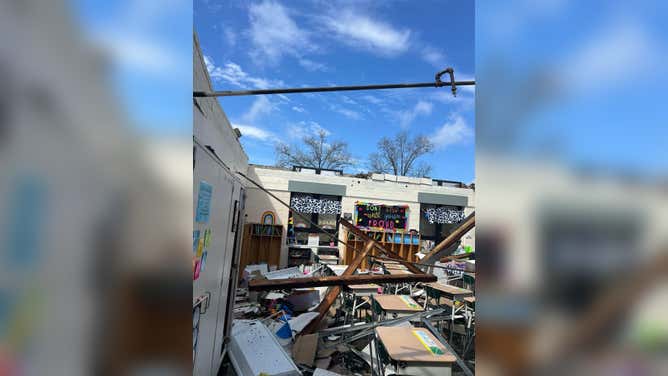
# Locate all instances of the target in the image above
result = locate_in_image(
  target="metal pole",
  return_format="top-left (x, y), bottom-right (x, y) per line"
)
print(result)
top-left (193, 80), bottom-right (474, 97)
top-left (422, 318), bottom-right (474, 376)
top-left (194, 67), bottom-right (473, 97)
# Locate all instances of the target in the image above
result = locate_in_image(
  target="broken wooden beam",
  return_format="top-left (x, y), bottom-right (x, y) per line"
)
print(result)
top-left (422, 211), bottom-right (475, 264)
top-left (339, 218), bottom-right (424, 274)
top-left (301, 238), bottom-right (376, 334)
top-left (248, 273), bottom-right (437, 291)
top-left (302, 219), bottom-right (427, 335)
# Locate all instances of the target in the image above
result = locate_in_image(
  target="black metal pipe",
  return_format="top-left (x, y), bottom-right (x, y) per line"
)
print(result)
top-left (194, 80), bottom-right (475, 97)
top-left (422, 318), bottom-right (474, 376)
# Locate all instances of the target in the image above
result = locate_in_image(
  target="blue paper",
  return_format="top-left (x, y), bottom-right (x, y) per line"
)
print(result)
top-left (193, 230), bottom-right (200, 254)
top-left (200, 251), bottom-right (207, 272)
top-left (195, 181), bottom-right (212, 223)
top-left (275, 321), bottom-right (292, 339)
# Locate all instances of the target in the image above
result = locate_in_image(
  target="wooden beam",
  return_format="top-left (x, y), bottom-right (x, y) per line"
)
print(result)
top-left (339, 218), bottom-right (424, 274)
top-left (440, 252), bottom-right (475, 262)
top-left (372, 255), bottom-right (471, 272)
top-left (302, 218), bottom-right (427, 335)
top-left (301, 238), bottom-right (376, 335)
top-left (422, 211), bottom-right (475, 264)
top-left (248, 273), bottom-right (437, 291)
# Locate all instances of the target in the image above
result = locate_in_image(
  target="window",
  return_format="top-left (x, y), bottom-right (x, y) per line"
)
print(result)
top-left (420, 203), bottom-right (465, 244)
top-left (287, 193), bottom-right (342, 245)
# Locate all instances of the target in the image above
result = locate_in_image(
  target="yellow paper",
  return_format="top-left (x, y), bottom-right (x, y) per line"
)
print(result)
top-left (197, 237), bottom-right (204, 258)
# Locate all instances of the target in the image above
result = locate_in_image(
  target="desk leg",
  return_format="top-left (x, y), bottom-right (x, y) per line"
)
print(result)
top-left (450, 302), bottom-right (455, 343)
top-left (352, 294), bottom-right (357, 320)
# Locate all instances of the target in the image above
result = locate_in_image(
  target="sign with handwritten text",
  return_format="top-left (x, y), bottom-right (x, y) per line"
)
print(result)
top-left (354, 201), bottom-right (408, 231)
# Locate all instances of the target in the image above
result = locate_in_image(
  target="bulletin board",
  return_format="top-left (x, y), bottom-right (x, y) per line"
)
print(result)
top-left (354, 201), bottom-right (409, 231)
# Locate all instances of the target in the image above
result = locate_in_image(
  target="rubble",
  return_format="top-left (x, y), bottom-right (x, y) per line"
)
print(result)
top-left (225, 213), bottom-right (475, 375)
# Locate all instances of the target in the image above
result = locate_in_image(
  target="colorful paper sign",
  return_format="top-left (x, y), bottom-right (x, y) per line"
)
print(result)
top-left (193, 230), bottom-right (200, 254)
top-left (200, 251), bottom-right (207, 272)
top-left (203, 229), bottom-right (212, 247)
top-left (412, 330), bottom-right (445, 355)
top-left (399, 295), bottom-right (420, 309)
top-left (355, 201), bottom-right (408, 230)
top-left (196, 237), bottom-right (204, 258)
top-left (193, 260), bottom-right (201, 280)
top-left (195, 181), bottom-right (212, 223)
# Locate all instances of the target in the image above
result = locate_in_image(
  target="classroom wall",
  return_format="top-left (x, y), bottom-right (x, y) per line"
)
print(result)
top-left (193, 34), bottom-right (248, 174)
top-left (245, 165), bottom-right (476, 267)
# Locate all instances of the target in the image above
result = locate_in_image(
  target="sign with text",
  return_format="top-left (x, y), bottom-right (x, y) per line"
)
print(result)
top-left (354, 202), bottom-right (408, 231)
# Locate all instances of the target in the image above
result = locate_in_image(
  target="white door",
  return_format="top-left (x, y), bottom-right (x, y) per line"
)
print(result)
top-left (193, 144), bottom-right (237, 375)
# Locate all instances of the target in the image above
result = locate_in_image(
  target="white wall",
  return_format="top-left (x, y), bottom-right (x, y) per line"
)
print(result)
top-left (245, 166), bottom-right (476, 267)
top-left (193, 34), bottom-right (248, 174)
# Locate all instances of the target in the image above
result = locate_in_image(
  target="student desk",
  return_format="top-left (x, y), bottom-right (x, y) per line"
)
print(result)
top-left (375, 326), bottom-right (456, 376)
top-left (385, 267), bottom-right (417, 294)
top-left (372, 294), bottom-right (423, 320)
top-left (342, 284), bottom-right (381, 322)
top-left (424, 283), bottom-right (473, 341)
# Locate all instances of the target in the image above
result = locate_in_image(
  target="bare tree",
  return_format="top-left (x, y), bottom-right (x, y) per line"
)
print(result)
top-left (369, 131), bottom-right (433, 177)
top-left (275, 129), bottom-right (353, 170)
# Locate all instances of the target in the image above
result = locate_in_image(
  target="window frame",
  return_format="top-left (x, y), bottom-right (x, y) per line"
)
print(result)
top-left (288, 192), bottom-right (342, 245)
top-left (419, 203), bottom-right (465, 244)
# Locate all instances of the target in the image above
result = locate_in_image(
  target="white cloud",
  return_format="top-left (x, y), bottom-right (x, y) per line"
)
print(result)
top-left (224, 28), bottom-right (237, 47)
top-left (361, 95), bottom-right (383, 105)
top-left (248, 0), bottom-right (315, 64)
top-left (333, 106), bottom-right (363, 120)
top-left (562, 21), bottom-right (656, 93)
top-left (421, 46), bottom-right (446, 67)
top-left (204, 56), bottom-right (282, 89)
top-left (292, 106), bottom-right (306, 113)
top-left (298, 58), bottom-right (328, 72)
top-left (397, 100), bottom-right (433, 128)
top-left (323, 11), bottom-right (411, 56)
top-left (233, 124), bottom-right (274, 141)
top-left (241, 96), bottom-right (275, 123)
top-left (287, 121), bottom-right (331, 139)
top-left (431, 90), bottom-right (475, 108)
top-left (94, 33), bottom-right (181, 76)
top-left (341, 95), bottom-right (358, 105)
top-left (432, 114), bottom-right (473, 149)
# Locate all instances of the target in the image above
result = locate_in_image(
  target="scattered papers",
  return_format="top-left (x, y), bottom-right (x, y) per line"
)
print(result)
top-left (264, 292), bottom-right (286, 300)
top-left (288, 312), bottom-right (319, 334)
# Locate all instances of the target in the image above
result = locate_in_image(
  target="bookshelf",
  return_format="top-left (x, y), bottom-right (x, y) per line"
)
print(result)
top-left (239, 223), bottom-right (283, 275)
top-left (343, 227), bottom-right (421, 270)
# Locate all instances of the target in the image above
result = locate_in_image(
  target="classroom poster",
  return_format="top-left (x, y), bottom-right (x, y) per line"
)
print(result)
top-left (195, 181), bottom-right (212, 223)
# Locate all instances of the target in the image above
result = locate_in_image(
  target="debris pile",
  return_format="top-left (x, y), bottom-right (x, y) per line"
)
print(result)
top-left (225, 215), bottom-right (476, 375)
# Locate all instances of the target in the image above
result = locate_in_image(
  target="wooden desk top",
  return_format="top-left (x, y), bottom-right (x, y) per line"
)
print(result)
top-left (374, 295), bottom-right (423, 312)
top-left (464, 296), bottom-right (476, 304)
top-left (426, 283), bottom-right (473, 297)
top-left (376, 326), bottom-right (456, 363)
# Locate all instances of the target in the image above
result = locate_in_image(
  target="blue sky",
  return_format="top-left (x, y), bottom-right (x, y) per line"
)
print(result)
top-left (477, 0), bottom-right (668, 178)
top-left (73, 0), bottom-right (192, 136)
top-left (195, 0), bottom-right (475, 182)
